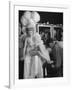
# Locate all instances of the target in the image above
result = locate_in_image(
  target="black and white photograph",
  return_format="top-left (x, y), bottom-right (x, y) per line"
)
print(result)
top-left (19, 10), bottom-right (63, 79)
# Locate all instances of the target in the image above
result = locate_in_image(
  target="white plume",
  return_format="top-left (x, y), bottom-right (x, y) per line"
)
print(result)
top-left (21, 11), bottom-right (40, 27)
top-left (23, 11), bottom-right (31, 20)
top-left (31, 11), bottom-right (40, 23)
top-left (21, 16), bottom-right (28, 26)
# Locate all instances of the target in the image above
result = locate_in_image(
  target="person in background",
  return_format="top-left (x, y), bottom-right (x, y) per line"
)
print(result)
top-left (43, 39), bottom-right (54, 77)
top-left (49, 37), bottom-right (63, 77)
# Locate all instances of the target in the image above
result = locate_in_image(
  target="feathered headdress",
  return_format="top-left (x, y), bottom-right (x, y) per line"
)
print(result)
top-left (31, 11), bottom-right (40, 23)
top-left (21, 11), bottom-right (40, 28)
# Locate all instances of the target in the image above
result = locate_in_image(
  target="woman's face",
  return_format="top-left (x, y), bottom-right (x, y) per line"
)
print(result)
top-left (28, 28), bottom-right (34, 36)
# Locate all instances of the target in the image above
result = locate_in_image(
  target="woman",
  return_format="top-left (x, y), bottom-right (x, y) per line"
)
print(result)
top-left (23, 19), bottom-right (53, 79)
top-left (20, 11), bottom-right (53, 79)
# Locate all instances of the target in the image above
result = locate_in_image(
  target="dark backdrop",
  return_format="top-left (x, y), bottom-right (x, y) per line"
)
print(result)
top-left (19, 10), bottom-right (63, 24)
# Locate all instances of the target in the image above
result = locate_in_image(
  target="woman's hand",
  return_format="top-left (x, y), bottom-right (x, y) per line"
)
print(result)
top-left (47, 60), bottom-right (53, 64)
top-left (30, 51), bottom-right (38, 56)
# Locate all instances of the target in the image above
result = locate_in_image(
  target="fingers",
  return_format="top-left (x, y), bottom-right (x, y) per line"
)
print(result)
top-left (30, 51), bottom-right (37, 56)
top-left (47, 60), bottom-right (53, 64)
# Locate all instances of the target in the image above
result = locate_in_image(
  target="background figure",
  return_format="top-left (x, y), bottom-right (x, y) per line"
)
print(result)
top-left (49, 40), bottom-right (63, 77)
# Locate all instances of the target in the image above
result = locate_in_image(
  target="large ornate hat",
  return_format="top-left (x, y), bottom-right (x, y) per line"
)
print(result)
top-left (21, 11), bottom-right (40, 29)
top-left (23, 11), bottom-right (31, 20)
top-left (21, 16), bottom-right (28, 26)
top-left (20, 11), bottom-right (31, 26)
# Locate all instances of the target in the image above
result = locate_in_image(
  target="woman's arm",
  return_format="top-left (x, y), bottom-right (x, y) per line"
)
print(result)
top-left (37, 51), bottom-right (53, 64)
top-left (20, 38), bottom-right (27, 61)
top-left (23, 38), bottom-right (27, 59)
top-left (37, 43), bottom-right (53, 64)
